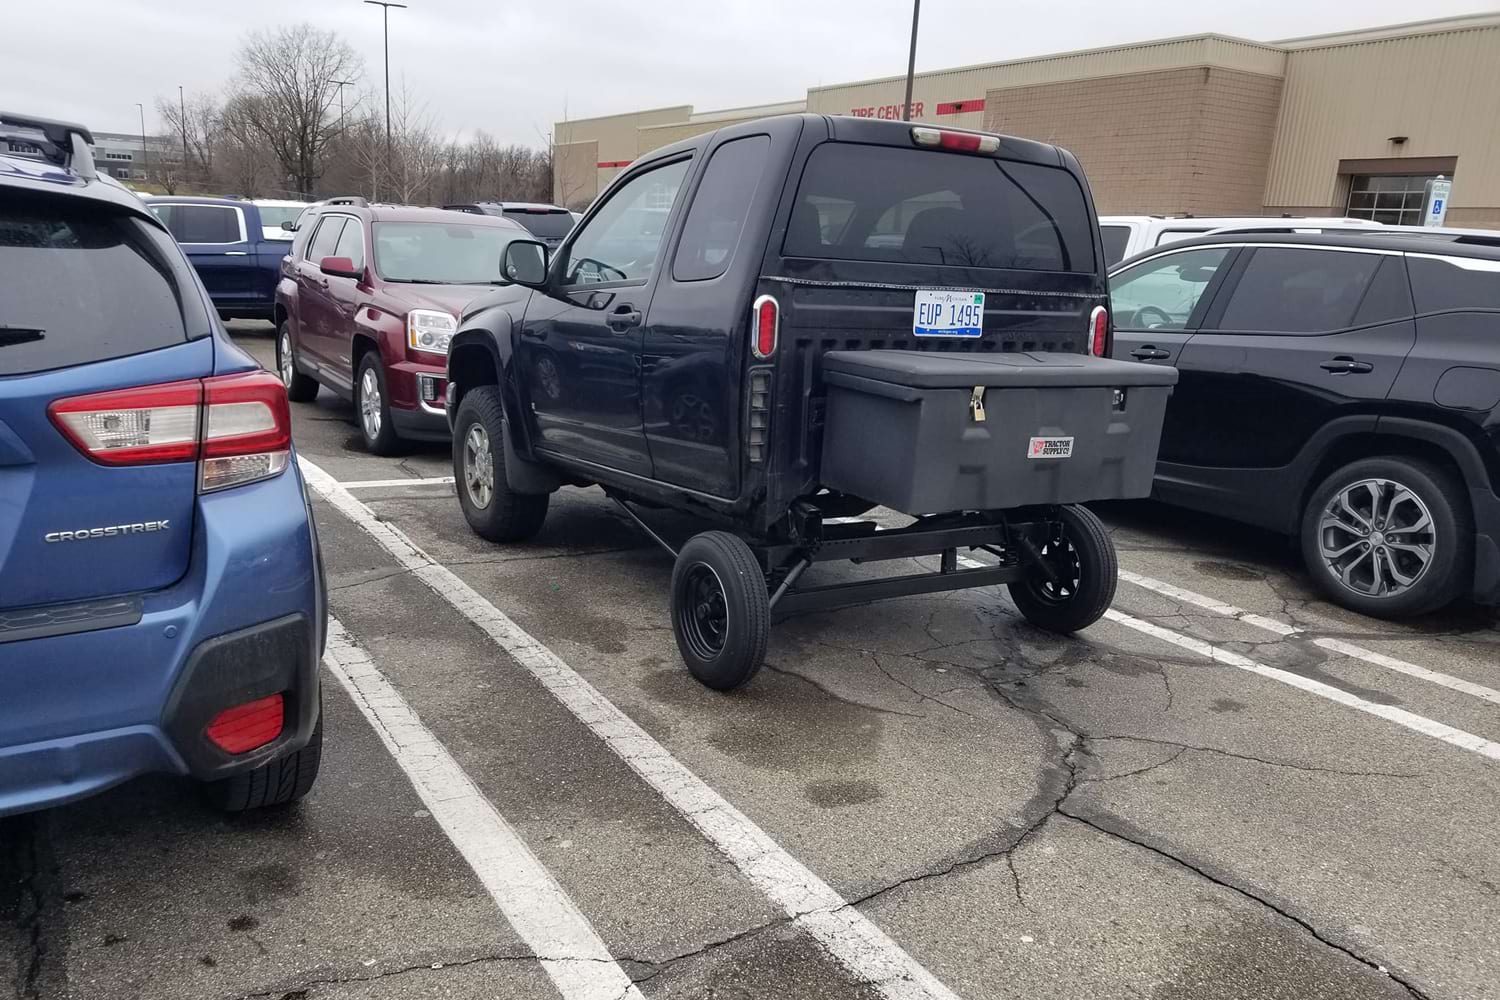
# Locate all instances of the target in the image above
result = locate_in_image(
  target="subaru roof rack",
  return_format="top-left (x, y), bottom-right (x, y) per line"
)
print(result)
top-left (325, 196), bottom-right (369, 207)
top-left (0, 111), bottom-right (96, 180)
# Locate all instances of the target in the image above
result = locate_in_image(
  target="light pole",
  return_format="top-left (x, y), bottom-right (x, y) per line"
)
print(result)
top-left (178, 85), bottom-right (189, 183)
top-left (134, 102), bottom-right (149, 184)
top-left (363, 0), bottom-right (407, 193)
top-left (331, 78), bottom-right (355, 132)
top-left (902, 0), bottom-right (921, 122)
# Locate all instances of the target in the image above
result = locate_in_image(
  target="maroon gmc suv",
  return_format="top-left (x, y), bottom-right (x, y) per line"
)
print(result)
top-left (274, 199), bottom-right (527, 453)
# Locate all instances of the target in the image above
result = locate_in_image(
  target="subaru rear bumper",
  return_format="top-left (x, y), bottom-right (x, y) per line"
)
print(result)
top-left (0, 463), bottom-right (324, 817)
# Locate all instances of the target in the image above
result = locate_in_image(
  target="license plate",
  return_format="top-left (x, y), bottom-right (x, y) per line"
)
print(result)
top-left (1028, 436), bottom-right (1074, 460)
top-left (913, 290), bottom-right (984, 338)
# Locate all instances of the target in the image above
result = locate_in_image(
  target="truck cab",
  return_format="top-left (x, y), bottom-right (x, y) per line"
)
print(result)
top-left (145, 196), bottom-right (285, 321)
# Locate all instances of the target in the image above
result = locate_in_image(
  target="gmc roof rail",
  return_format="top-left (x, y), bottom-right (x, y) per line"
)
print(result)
top-left (325, 196), bottom-right (369, 207)
top-left (0, 111), bottom-right (96, 180)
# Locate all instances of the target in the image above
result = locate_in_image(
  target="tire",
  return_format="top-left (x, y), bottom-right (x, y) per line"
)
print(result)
top-left (355, 352), bottom-right (406, 456)
top-left (1300, 457), bottom-right (1470, 618)
top-left (452, 386), bottom-right (550, 543)
top-left (670, 531), bottom-right (771, 691)
top-left (277, 321), bottom-right (319, 402)
top-left (1008, 504), bottom-right (1118, 634)
top-left (203, 708), bottom-right (323, 812)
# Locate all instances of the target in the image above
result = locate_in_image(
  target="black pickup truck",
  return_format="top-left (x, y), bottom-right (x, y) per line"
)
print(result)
top-left (446, 114), bottom-right (1176, 690)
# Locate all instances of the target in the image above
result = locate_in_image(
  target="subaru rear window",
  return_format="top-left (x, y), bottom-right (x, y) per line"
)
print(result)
top-left (503, 209), bottom-right (573, 239)
top-left (784, 142), bottom-right (1095, 273)
top-left (0, 193), bottom-right (203, 376)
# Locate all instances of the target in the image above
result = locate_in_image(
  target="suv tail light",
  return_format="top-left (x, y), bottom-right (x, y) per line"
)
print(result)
top-left (1088, 305), bottom-right (1110, 358)
top-left (911, 127), bottom-right (1001, 154)
top-left (49, 371), bottom-right (291, 492)
top-left (752, 295), bottom-right (779, 359)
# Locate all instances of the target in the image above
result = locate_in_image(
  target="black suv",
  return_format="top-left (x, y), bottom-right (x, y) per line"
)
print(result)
top-left (1108, 230), bottom-right (1500, 617)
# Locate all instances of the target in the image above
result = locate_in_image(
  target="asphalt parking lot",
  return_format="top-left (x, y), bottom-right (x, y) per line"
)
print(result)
top-left (4, 319), bottom-right (1498, 1000)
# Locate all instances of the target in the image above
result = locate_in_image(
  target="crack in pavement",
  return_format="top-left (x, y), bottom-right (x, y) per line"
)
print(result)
top-left (229, 950), bottom-right (542, 1000)
top-left (763, 659), bottom-right (926, 719)
top-left (1086, 735), bottom-right (1426, 780)
top-left (616, 914), bottom-right (795, 984)
top-left (3, 814), bottom-right (66, 1000)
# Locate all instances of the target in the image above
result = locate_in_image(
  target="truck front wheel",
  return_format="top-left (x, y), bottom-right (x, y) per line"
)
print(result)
top-left (671, 531), bottom-right (770, 691)
top-left (1008, 504), bottom-right (1117, 634)
top-left (452, 386), bottom-right (549, 543)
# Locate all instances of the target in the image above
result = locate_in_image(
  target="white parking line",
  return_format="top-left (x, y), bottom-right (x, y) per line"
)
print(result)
top-left (323, 617), bottom-right (644, 1000)
top-left (1117, 569), bottom-right (1500, 707)
top-left (953, 555), bottom-right (1500, 762)
top-left (339, 476), bottom-right (456, 490)
top-left (1102, 609), bottom-right (1500, 763)
top-left (302, 458), bottom-right (963, 1000)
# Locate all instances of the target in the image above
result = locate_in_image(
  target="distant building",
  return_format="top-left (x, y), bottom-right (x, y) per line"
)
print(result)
top-left (88, 131), bottom-right (180, 183)
top-left (556, 11), bottom-right (1500, 226)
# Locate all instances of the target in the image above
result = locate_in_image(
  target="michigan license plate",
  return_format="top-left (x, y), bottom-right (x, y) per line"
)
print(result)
top-left (913, 290), bottom-right (984, 338)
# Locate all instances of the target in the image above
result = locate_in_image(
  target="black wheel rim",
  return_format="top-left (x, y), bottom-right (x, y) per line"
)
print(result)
top-left (677, 564), bottom-right (729, 660)
top-left (1025, 529), bottom-right (1083, 605)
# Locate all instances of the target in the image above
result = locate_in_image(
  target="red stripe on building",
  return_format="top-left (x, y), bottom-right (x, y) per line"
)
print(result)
top-left (936, 99), bottom-right (986, 116)
top-left (596, 160), bottom-right (632, 168)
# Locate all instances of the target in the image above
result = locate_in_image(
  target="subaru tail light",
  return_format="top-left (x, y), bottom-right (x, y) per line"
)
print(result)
top-left (751, 295), bottom-right (779, 359)
top-left (49, 370), bottom-right (291, 492)
top-left (1089, 305), bottom-right (1110, 358)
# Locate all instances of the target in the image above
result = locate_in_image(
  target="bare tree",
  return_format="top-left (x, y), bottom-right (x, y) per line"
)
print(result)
top-left (156, 91), bottom-right (221, 189)
top-left (233, 23), bottom-right (363, 196)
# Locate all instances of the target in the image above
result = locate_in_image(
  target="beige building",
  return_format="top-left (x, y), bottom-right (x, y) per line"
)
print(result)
top-left (554, 12), bottom-right (1500, 227)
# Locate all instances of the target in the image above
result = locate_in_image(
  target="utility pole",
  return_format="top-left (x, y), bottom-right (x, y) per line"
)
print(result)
top-left (363, 0), bottom-right (407, 198)
top-left (134, 102), bottom-right (149, 184)
top-left (331, 79), bottom-right (355, 132)
top-left (902, 0), bottom-right (921, 122)
top-left (178, 85), bottom-right (189, 184)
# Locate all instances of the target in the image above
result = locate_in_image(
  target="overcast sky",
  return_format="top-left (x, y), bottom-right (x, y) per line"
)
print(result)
top-left (12, 0), bottom-right (1498, 145)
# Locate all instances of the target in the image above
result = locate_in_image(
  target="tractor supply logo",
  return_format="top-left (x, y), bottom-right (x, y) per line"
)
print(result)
top-left (1027, 436), bottom-right (1074, 459)
top-left (44, 520), bottom-right (170, 543)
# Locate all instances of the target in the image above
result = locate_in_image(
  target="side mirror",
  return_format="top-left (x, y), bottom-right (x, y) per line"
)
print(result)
top-left (281, 220), bottom-right (297, 232)
top-left (319, 255), bottom-right (360, 278)
top-left (501, 239), bottom-right (549, 289)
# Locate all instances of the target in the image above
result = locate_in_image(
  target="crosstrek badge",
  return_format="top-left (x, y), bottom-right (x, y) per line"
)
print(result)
top-left (1027, 436), bottom-right (1074, 459)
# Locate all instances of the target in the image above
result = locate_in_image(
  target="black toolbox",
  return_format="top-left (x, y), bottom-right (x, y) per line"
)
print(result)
top-left (819, 351), bottom-right (1178, 515)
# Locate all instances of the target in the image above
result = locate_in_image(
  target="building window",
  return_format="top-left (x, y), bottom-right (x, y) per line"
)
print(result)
top-left (1345, 174), bottom-right (1435, 226)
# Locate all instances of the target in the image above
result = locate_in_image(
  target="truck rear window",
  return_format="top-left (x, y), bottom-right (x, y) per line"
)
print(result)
top-left (503, 209), bottom-right (573, 239)
top-left (0, 194), bottom-right (197, 376)
top-left (785, 142), bottom-right (1095, 273)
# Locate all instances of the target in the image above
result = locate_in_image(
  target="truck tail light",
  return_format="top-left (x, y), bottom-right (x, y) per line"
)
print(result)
top-left (1088, 305), bottom-right (1110, 358)
top-left (49, 370), bottom-right (291, 492)
top-left (911, 127), bottom-right (1001, 154)
top-left (752, 295), bottom-right (779, 359)
top-left (747, 369), bottom-right (772, 464)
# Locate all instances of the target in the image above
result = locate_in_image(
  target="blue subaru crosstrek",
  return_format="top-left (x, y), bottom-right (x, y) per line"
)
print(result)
top-left (0, 113), bottom-right (325, 816)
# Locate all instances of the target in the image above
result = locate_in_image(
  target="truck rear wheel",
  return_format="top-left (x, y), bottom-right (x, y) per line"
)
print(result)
top-left (1008, 504), bottom-right (1117, 634)
top-left (671, 531), bottom-right (770, 691)
top-left (452, 386), bottom-right (549, 543)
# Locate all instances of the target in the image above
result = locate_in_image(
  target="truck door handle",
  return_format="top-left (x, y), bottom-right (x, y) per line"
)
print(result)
top-left (1320, 356), bottom-right (1373, 374)
top-left (606, 306), bottom-right (642, 332)
top-left (224, 251), bottom-right (248, 256)
top-left (1130, 347), bottom-right (1170, 361)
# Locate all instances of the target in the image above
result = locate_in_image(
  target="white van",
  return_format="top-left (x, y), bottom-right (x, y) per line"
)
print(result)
top-left (1099, 215), bottom-right (1385, 266)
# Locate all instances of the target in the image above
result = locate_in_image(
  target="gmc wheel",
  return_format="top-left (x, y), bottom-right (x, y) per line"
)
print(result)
top-left (1301, 457), bottom-right (1471, 618)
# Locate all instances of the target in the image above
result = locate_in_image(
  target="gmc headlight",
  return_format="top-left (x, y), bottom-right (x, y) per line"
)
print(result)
top-left (407, 309), bottom-right (457, 356)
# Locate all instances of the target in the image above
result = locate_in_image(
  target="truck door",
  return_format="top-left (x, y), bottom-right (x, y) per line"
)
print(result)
top-left (157, 202), bottom-right (255, 314)
top-left (518, 157), bottom-right (692, 477)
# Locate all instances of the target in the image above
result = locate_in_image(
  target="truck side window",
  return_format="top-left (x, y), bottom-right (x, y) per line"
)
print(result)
top-left (673, 136), bottom-right (770, 282)
top-left (562, 159), bottom-right (691, 287)
top-left (163, 204), bottom-right (242, 244)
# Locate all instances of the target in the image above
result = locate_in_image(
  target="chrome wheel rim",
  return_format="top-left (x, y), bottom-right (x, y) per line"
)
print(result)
top-left (1317, 478), bottom-right (1435, 598)
top-left (463, 424), bottom-right (494, 509)
top-left (279, 331), bottom-right (295, 388)
top-left (359, 367), bottom-right (382, 440)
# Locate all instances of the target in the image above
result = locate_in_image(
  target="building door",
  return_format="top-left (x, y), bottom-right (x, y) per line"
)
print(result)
top-left (1345, 174), bottom-right (1439, 226)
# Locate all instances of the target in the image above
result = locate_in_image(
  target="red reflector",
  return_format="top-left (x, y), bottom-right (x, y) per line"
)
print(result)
top-left (752, 295), bottom-right (779, 359)
top-left (206, 693), bottom-right (285, 754)
top-left (1089, 305), bottom-right (1110, 358)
